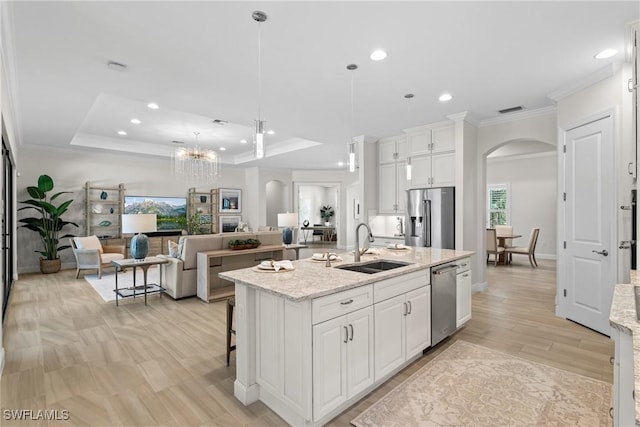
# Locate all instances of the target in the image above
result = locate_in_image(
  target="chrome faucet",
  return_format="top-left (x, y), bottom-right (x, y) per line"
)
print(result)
top-left (354, 222), bottom-right (375, 263)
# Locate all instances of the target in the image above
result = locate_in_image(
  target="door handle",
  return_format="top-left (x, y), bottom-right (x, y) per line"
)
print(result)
top-left (592, 249), bottom-right (609, 256)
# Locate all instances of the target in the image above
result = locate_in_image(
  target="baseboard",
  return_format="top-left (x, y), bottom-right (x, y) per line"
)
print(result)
top-left (472, 281), bottom-right (488, 293)
top-left (535, 253), bottom-right (556, 260)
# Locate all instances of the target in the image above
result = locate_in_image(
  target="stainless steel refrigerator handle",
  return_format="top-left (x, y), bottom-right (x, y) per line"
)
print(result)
top-left (433, 265), bottom-right (458, 275)
top-left (424, 199), bottom-right (431, 247)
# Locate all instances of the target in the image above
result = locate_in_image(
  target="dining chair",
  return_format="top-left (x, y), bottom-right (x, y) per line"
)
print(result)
top-left (495, 225), bottom-right (514, 263)
top-left (486, 228), bottom-right (505, 266)
top-left (505, 228), bottom-right (540, 268)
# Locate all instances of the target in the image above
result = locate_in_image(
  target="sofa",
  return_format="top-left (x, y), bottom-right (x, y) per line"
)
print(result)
top-left (160, 231), bottom-right (291, 299)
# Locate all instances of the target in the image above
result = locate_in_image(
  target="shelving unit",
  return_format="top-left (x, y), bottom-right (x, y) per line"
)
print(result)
top-left (187, 188), bottom-right (219, 234)
top-left (84, 182), bottom-right (125, 238)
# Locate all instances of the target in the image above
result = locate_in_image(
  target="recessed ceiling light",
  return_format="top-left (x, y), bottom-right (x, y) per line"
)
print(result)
top-left (147, 102), bottom-right (159, 110)
top-left (130, 118), bottom-right (141, 124)
top-left (267, 130), bottom-right (275, 135)
top-left (117, 130), bottom-right (127, 136)
top-left (594, 48), bottom-right (618, 59)
top-left (438, 93), bottom-right (453, 102)
top-left (370, 49), bottom-right (387, 61)
top-left (338, 161), bottom-right (345, 167)
top-left (220, 147), bottom-right (226, 151)
top-left (240, 139), bottom-right (248, 144)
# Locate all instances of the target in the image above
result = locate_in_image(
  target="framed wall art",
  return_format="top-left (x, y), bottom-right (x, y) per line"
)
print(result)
top-left (219, 188), bottom-right (242, 213)
top-left (219, 215), bottom-right (242, 233)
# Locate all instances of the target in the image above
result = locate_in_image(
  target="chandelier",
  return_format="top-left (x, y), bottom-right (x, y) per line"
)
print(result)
top-left (172, 131), bottom-right (220, 181)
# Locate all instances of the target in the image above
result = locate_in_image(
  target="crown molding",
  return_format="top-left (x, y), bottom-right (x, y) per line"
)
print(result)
top-left (547, 63), bottom-right (621, 103)
top-left (478, 105), bottom-right (557, 128)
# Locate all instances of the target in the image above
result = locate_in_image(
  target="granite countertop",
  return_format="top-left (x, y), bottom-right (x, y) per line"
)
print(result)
top-left (372, 235), bottom-right (406, 240)
top-left (610, 271), bottom-right (640, 425)
top-left (219, 247), bottom-right (474, 301)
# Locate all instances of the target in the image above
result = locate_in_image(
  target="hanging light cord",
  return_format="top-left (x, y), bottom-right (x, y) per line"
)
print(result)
top-left (257, 20), bottom-right (262, 122)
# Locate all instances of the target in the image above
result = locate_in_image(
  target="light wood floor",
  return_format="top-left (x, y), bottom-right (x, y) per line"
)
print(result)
top-left (1, 259), bottom-right (613, 426)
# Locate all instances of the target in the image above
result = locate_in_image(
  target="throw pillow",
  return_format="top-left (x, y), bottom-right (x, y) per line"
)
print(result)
top-left (168, 240), bottom-right (180, 258)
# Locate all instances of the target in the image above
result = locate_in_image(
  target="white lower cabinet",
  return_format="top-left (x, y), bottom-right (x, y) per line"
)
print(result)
top-left (374, 285), bottom-right (431, 381)
top-left (612, 327), bottom-right (635, 426)
top-left (456, 258), bottom-right (472, 328)
top-left (312, 305), bottom-right (374, 421)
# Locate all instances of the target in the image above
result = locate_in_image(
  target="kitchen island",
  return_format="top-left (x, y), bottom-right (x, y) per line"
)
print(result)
top-left (220, 247), bottom-right (474, 426)
top-left (609, 271), bottom-right (640, 426)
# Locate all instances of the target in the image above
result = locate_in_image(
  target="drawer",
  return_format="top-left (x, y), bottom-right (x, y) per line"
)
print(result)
top-left (456, 258), bottom-right (470, 274)
top-left (374, 269), bottom-right (430, 303)
top-left (312, 284), bottom-right (373, 325)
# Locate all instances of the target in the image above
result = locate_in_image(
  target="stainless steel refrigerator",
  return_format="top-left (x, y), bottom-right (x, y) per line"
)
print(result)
top-left (405, 187), bottom-right (455, 249)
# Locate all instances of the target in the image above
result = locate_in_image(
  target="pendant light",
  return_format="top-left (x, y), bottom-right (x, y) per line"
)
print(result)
top-left (404, 93), bottom-right (414, 181)
top-left (253, 11), bottom-right (267, 159)
top-left (347, 64), bottom-right (358, 172)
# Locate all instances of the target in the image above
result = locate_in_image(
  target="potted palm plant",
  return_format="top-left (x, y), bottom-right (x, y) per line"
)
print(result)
top-left (19, 174), bottom-right (78, 273)
top-left (320, 205), bottom-right (334, 226)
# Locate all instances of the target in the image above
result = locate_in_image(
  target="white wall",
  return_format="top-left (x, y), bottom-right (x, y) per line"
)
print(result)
top-left (16, 145), bottom-right (246, 273)
top-left (265, 180), bottom-right (286, 227)
top-left (243, 168), bottom-right (292, 232)
top-left (556, 64), bottom-right (634, 284)
top-left (487, 152), bottom-right (557, 258)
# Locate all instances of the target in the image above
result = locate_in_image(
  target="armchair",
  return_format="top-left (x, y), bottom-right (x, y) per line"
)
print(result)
top-left (70, 236), bottom-right (126, 278)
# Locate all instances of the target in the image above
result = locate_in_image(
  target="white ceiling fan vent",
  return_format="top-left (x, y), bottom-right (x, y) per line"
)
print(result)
top-left (498, 105), bottom-right (524, 114)
top-left (171, 140), bottom-right (185, 144)
top-left (212, 119), bottom-right (228, 125)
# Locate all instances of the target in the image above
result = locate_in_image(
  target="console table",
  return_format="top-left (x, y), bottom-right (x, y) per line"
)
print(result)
top-left (196, 245), bottom-right (285, 302)
top-left (111, 257), bottom-right (169, 306)
top-left (300, 226), bottom-right (336, 244)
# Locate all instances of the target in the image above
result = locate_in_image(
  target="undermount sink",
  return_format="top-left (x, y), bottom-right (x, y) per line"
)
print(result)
top-left (334, 260), bottom-right (412, 274)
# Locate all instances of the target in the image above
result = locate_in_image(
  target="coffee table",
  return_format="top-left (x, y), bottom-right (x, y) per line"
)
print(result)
top-left (111, 257), bottom-right (169, 306)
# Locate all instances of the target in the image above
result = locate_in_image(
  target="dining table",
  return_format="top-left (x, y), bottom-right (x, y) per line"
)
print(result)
top-left (496, 232), bottom-right (522, 264)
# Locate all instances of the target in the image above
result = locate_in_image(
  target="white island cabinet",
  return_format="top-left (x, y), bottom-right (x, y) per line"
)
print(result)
top-left (221, 247), bottom-right (474, 427)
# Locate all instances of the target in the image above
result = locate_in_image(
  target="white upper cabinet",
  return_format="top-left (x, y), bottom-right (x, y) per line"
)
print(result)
top-left (407, 130), bottom-right (431, 157)
top-left (379, 139), bottom-right (398, 164)
top-left (378, 136), bottom-right (408, 214)
top-left (431, 125), bottom-right (455, 153)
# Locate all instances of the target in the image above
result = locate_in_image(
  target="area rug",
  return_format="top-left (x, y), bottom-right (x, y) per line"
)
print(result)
top-left (83, 266), bottom-right (160, 302)
top-left (351, 340), bottom-right (612, 427)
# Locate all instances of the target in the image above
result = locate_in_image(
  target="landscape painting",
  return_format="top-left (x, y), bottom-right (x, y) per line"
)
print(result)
top-left (124, 196), bottom-right (187, 231)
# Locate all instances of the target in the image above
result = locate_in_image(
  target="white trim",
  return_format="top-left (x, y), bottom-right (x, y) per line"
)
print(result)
top-left (402, 119), bottom-right (453, 134)
top-left (487, 150), bottom-right (556, 163)
top-left (472, 281), bottom-right (487, 293)
top-left (547, 63), bottom-right (621, 103)
top-left (478, 105), bottom-right (557, 127)
top-left (625, 20), bottom-right (639, 62)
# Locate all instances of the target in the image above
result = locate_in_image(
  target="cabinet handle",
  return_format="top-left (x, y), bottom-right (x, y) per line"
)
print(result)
top-left (462, 273), bottom-right (469, 278)
top-left (340, 299), bottom-right (354, 305)
top-left (344, 326), bottom-right (348, 343)
top-left (407, 300), bottom-right (412, 314)
top-left (403, 302), bottom-right (408, 316)
top-left (609, 356), bottom-right (615, 365)
top-left (349, 324), bottom-right (354, 341)
top-left (609, 407), bottom-right (613, 419)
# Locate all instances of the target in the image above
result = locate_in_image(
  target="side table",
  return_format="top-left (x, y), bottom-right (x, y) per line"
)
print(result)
top-left (111, 257), bottom-right (169, 306)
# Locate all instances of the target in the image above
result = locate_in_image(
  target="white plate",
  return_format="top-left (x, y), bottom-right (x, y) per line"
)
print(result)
top-left (311, 254), bottom-right (341, 262)
top-left (387, 244), bottom-right (409, 250)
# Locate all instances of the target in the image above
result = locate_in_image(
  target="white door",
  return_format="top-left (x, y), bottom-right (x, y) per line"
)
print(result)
top-left (312, 316), bottom-right (347, 420)
top-left (404, 286), bottom-right (431, 358)
top-left (373, 294), bottom-right (405, 381)
top-left (345, 306), bottom-right (374, 398)
top-left (560, 115), bottom-right (615, 335)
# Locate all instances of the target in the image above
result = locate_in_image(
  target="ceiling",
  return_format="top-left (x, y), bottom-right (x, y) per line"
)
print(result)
top-left (4, 1), bottom-right (639, 170)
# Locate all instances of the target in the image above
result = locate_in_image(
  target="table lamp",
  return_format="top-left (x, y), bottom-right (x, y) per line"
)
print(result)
top-left (277, 212), bottom-right (298, 245)
top-left (122, 214), bottom-right (157, 259)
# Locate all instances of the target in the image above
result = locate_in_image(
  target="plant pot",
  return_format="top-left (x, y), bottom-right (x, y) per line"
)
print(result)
top-left (40, 258), bottom-right (61, 274)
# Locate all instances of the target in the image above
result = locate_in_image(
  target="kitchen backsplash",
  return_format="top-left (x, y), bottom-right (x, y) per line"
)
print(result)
top-left (369, 215), bottom-right (405, 237)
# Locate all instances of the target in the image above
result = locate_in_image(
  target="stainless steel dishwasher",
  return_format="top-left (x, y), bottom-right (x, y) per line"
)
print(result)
top-left (431, 262), bottom-right (458, 346)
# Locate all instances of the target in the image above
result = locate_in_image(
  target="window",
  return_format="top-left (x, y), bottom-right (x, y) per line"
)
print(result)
top-left (487, 184), bottom-right (510, 228)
